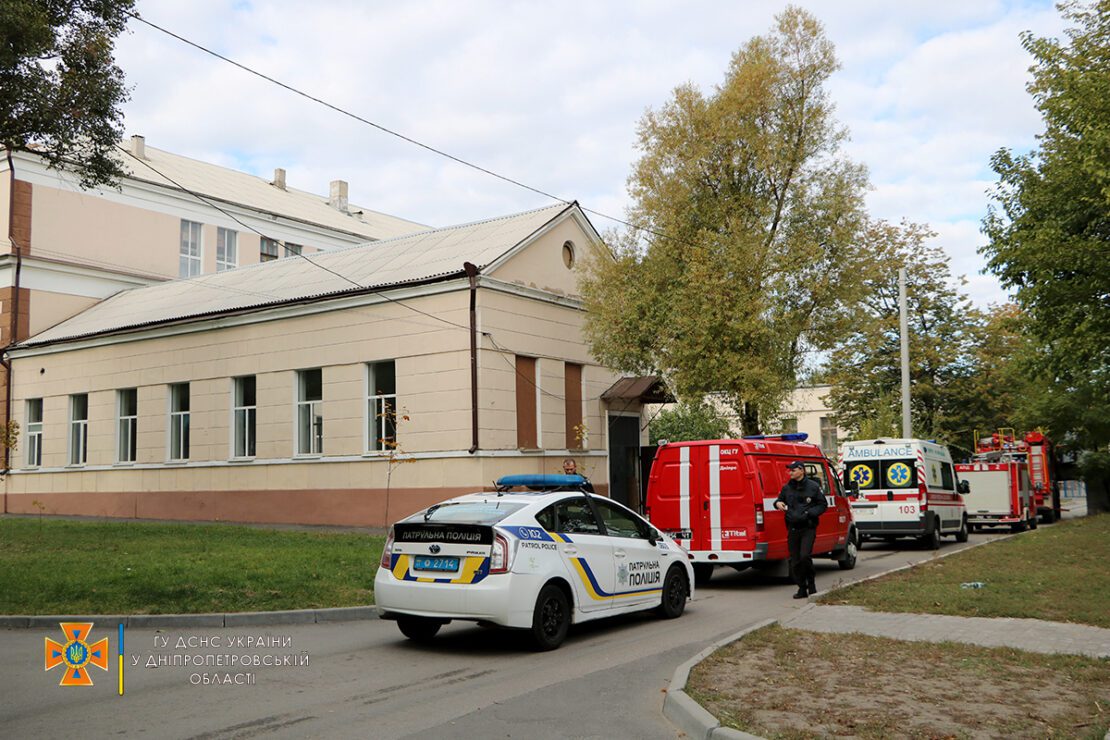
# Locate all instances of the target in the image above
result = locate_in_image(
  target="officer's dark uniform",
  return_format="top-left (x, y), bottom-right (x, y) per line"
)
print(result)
top-left (775, 471), bottom-right (827, 597)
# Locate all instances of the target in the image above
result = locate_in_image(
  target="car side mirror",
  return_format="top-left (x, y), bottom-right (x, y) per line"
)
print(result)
top-left (958, 480), bottom-right (970, 494)
top-left (646, 529), bottom-right (659, 546)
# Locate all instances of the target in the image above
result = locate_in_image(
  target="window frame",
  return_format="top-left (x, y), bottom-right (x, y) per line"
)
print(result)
top-left (168, 383), bottom-right (190, 462)
top-left (68, 393), bottom-right (89, 466)
top-left (116, 388), bottom-right (138, 464)
top-left (260, 237), bottom-right (280, 262)
top-left (295, 369), bottom-right (323, 457)
top-left (25, 398), bottom-right (43, 468)
top-left (179, 220), bottom-right (202, 278)
top-left (819, 416), bottom-right (838, 454)
top-left (232, 376), bottom-right (257, 460)
top-left (365, 361), bottom-right (397, 453)
top-left (216, 227), bottom-right (238, 272)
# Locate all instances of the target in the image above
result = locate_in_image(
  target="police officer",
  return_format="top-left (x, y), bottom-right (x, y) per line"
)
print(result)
top-left (562, 458), bottom-right (595, 492)
top-left (774, 461), bottom-right (827, 598)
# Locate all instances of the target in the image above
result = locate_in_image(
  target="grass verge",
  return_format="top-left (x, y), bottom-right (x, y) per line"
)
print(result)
top-left (688, 624), bottom-right (1110, 740)
top-left (821, 514), bottom-right (1110, 628)
top-left (0, 518), bottom-right (383, 614)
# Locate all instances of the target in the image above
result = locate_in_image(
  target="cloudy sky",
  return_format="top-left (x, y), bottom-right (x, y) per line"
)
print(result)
top-left (116, 0), bottom-right (1065, 306)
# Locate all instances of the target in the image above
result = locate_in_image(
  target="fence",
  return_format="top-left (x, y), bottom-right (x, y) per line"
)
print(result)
top-left (1059, 480), bottom-right (1087, 498)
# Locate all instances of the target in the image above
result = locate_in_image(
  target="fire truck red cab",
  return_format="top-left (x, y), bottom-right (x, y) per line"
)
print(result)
top-left (644, 434), bottom-right (858, 586)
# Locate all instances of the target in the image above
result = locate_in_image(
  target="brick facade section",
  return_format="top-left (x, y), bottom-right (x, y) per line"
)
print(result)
top-left (10, 179), bottom-right (32, 253)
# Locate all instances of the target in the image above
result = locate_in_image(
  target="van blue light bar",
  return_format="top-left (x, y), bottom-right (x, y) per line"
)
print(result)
top-left (742, 433), bottom-right (809, 442)
top-left (495, 474), bottom-right (586, 489)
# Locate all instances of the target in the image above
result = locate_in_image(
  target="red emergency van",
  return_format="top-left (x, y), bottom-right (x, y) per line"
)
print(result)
top-left (644, 435), bottom-right (859, 585)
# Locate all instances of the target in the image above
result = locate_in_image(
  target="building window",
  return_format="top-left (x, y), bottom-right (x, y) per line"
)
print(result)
top-left (296, 369), bottom-right (323, 455)
top-left (820, 416), bottom-right (837, 454)
top-left (366, 361), bottom-right (397, 452)
top-left (781, 417), bottom-right (798, 434)
top-left (284, 242), bottom-right (302, 257)
top-left (260, 237), bottom-right (280, 262)
top-left (515, 356), bottom-right (538, 449)
top-left (26, 398), bottom-right (43, 467)
top-left (565, 362), bottom-right (584, 449)
top-left (233, 376), bottom-right (256, 458)
top-left (179, 220), bottom-right (202, 278)
top-left (216, 228), bottom-right (238, 271)
top-left (117, 388), bottom-right (137, 463)
top-left (69, 394), bottom-right (88, 465)
top-left (169, 383), bottom-right (190, 461)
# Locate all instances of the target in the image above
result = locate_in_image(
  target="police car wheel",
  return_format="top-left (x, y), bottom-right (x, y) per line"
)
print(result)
top-left (397, 616), bottom-right (442, 643)
top-left (655, 566), bottom-right (688, 619)
top-left (530, 584), bottom-right (570, 651)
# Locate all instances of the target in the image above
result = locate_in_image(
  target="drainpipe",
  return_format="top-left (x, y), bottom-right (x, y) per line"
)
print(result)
top-left (464, 262), bottom-right (480, 454)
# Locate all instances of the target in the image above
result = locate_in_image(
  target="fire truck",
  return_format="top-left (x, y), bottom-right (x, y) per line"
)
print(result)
top-left (970, 429), bottom-right (1061, 524)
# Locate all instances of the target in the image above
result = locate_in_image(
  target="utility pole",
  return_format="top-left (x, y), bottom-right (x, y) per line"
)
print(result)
top-left (899, 267), bottom-right (912, 438)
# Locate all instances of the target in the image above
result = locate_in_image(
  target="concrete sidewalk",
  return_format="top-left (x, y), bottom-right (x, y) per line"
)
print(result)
top-left (782, 603), bottom-right (1110, 659)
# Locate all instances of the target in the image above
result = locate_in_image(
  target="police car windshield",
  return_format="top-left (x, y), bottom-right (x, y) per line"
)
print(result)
top-left (411, 502), bottom-right (527, 525)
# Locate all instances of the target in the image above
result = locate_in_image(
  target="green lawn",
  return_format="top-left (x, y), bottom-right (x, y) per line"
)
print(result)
top-left (0, 518), bottom-right (384, 615)
top-left (822, 513), bottom-right (1110, 628)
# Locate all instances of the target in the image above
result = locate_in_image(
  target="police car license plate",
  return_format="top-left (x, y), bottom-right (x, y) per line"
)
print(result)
top-left (412, 556), bottom-right (460, 572)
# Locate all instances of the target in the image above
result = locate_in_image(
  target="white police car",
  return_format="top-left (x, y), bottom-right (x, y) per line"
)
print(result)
top-left (374, 474), bottom-right (694, 650)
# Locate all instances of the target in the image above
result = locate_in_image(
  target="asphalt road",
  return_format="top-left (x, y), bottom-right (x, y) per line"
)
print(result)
top-left (0, 529), bottom-right (1019, 739)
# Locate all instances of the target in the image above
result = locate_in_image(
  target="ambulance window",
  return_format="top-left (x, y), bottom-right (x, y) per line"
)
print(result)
top-left (941, 463), bottom-right (955, 491)
top-left (881, 459), bottom-right (917, 489)
top-left (592, 499), bottom-right (648, 539)
top-left (534, 505), bottom-right (556, 531)
top-left (845, 461), bottom-right (879, 490)
top-left (553, 497), bottom-right (601, 535)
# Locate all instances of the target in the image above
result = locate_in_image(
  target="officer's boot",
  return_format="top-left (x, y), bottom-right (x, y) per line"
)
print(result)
top-left (792, 580), bottom-right (808, 599)
top-left (807, 575), bottom-right (817, 595)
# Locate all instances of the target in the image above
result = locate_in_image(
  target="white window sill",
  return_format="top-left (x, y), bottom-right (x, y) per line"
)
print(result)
top-left (113, 461), bottom-right (136, 467)
top-left (293, 454), bottom-right (323, 461)
top-left (228, 457), bottom-right (255, 463)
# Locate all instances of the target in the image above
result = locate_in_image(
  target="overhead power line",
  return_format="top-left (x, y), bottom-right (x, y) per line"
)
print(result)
top-left (124, 11), bottom-right (694, 251)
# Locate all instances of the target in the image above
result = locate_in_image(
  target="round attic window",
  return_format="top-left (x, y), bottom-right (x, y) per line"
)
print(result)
top-left (562, 240), bottom-right (576, 269)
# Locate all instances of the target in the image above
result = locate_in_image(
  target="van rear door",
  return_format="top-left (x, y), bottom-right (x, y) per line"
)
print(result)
top-left (709, 445), bottom-right (757, 554)
top-left (646, 445), bottom-right (697, 550)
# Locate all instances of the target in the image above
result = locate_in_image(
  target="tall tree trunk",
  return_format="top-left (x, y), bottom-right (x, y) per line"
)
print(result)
top-left (741, 402), bottom-right (761, 437)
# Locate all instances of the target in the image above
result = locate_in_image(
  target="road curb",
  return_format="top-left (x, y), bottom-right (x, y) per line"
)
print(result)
top-left (0, 605), bottom-right (379, 630)
top-left (664, 534), bottom-right (1022, 739)
top-left (663, 618), bottom-right (775, 740)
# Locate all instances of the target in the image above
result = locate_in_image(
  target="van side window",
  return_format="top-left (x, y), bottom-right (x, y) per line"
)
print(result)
top-left (553, 497), bottom-right (601, 535)
top-left (803, 462), bottom-right (829, 496)
top-left (941, 463), bottom-right (955, 491)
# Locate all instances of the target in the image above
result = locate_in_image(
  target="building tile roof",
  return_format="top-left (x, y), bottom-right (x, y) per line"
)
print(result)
top-left (123, 144), bottom-right (427, 239)
top-left (22, 202), bottom-right (574, 347)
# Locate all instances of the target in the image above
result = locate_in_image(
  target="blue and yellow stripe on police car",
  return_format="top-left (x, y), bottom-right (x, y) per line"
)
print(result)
top-left (389, 554), bottom-right (491, 584)
top-left (568, 557), bottom-right (663, 601)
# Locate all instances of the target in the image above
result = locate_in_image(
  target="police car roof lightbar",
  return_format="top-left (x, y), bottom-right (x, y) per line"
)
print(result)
top-left (741, 433), bottom-right (809, 442)
top-left (494, 474), bottom-right (588, 492)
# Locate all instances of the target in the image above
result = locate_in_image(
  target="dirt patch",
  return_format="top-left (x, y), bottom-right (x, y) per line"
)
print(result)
top-left (687, 625), bottom-right (1110, 739)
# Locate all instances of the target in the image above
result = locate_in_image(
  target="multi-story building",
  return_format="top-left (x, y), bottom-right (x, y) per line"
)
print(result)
top-left (0, 136), bottom-right (425, 446)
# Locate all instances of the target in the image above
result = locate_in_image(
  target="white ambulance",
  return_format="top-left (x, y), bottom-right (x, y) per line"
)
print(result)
top-left (839, 439), bottom-right (970, 549)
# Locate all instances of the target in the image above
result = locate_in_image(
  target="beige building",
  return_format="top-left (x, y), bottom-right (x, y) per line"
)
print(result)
top-left (775, 384), bottom-right (843, 456)
top-left (3, 203), bottom-right (652, 526)
top-left (0, 137), bottom-right (425, 443)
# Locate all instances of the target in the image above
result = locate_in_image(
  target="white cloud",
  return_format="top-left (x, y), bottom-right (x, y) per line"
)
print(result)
top-left (118, 0), bottom-right (1064, 306)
